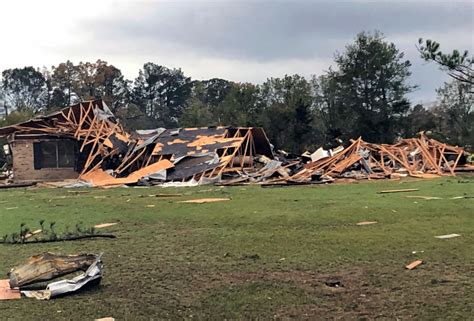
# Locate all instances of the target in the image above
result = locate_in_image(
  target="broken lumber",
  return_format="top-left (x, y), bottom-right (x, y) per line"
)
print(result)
top-left (94, 222), bottom-right (119, 229)
top-left (356, 221), bottom-right (378, 226)
top-left (178, 198), bottom-right (230, 204)
top-left (0, 279), bottom-right (21, 300)
top-left (8, 252), bottom-right (99, 288)
top-left (434, 234), bottom-right (460, 239)
top-left (405, 259), bottom-right (423, 270)
top-left (378, 188), bottom-right (419, 194)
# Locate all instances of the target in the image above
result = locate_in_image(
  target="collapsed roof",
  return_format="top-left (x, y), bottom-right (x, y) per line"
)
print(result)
top-left (0, 100), bottom-right (275, 187)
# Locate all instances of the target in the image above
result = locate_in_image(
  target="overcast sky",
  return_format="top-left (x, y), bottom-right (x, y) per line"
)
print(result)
top-left (0, 0), bottom-right (472, 103)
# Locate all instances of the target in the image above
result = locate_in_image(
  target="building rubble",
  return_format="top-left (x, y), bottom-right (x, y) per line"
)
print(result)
top-left (1, 252), bottom-right (102, 301)
top-left (0, 99), bottom-right (471, 188)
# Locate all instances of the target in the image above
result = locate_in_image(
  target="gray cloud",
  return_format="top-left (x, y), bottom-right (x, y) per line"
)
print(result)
top-left (87, 0), bottom-right (472, 62)
top-left (31, 0), bottom-right (474, 102)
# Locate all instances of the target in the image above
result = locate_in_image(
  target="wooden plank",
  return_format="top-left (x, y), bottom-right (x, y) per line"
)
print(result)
top-left (405, 259), bottom-right (423, 270)
top-left (378, 188), bottom-right (419, 194)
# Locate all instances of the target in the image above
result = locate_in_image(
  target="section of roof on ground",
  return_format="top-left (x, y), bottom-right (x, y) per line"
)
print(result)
top-left (134, 126), bottom-right (274, 159)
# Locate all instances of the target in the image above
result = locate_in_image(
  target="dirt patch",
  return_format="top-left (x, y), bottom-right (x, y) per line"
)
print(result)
top-left (190, 264), bottom-right (473, 319)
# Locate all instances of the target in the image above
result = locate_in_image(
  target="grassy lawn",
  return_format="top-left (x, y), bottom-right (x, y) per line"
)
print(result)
top-left (0, 176), bottom-right (473, 320)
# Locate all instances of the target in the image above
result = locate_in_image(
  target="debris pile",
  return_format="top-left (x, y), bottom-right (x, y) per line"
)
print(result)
top-left (0, 100), bottom-right (279, 187)
top-left (1, 252), bottom-right (102, 300)
top-left (286, 134), bottom-right (470, 184)
top-left (0, 100), bottom-right (471, 188)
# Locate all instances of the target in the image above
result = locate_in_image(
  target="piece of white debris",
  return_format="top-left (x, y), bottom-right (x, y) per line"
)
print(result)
top-left (434, 234), bottom-right (461, 239)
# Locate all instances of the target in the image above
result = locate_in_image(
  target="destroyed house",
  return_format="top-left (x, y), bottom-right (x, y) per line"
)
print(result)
top-left (0, 100), bottom-right (128, 183)
top-left (0, 100), bottom-right (274, 186)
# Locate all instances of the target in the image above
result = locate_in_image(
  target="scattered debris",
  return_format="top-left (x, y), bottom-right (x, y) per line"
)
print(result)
top-left (178, 198), bottom-right (230, 204)
top-left (434, 234), bottom-right (461, 239)
top-left (287, 133), bottom-right (471, 185)
top-left (405, 259), bottom-right (423, 270)
top-left (378, 189), bottom-right (419, 194)
top-left (2, 253), bottom-right (104, 301)
top-left (0, 279), bottom-right (21, 300)
top-left (324, 280), bottom-right (344, 288)
top-left (1, 220), bottom-right (116, 244)
top-left (21, 254), bottom-right (103, 300)
top-left (241, 254), bottom-right (260, 261)
top-left (95, 318), bottom-right (115, 321)
top-left (94, 223), bottom-right (119, 229)
top-left (405, 196), bottom-right (442, 200)
top-left (450, 196), bottom-right (474, 199)
top-left (356, 221), bottom-right (378, 226)
top-left (0, 100), bottom-right (470, 188)
top-left (24, 229), bottom-right (43, 239)
top-left (9, 252), bottom-right (99, 288)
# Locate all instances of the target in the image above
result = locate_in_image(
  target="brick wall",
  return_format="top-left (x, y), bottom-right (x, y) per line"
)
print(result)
top-left (11, 139), bottom-right (79, 182)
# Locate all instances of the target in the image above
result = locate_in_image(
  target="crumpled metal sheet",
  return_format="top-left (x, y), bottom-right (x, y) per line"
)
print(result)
top-left (9, 252), bottom-right (99, 288)
top-left (93, 101), bottom-right (115, 121)
top-left (22, 256), bottom-right (103, 300)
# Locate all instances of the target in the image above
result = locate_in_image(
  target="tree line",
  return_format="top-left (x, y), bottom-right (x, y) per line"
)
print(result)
top-left (1, 31), bottom-right (472, 152)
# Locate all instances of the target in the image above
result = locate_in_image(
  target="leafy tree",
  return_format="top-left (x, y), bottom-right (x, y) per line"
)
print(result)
top-left (418, 39), bottom-right (473, 88)
top-left (115, 103), bottom-right (155, 131)
top-left (327, 31), bottom-right (414, 143)
top-left (179, 81), bottom-right (215, 127)
top-left (0, 88), bottom-right (6, 118)
top-left (50, 60), bottom-right (79, 108)
top-left (195, 78), bottom-right (233, 109)
top-left (1, 67), bottom-right (48, 113)
top-left (73, 60), bottom-right (130, 112)
top-left (179, 98), bottom-right (215, 127)
top-left (312, 72), bottom-right (350, 144)
top-left (260, 75), bottom-right (318, 152)
top-left (133, 63), bottom-right (191, 127)
top-left (0, 109), bottom-right (36, 127)
top-left (402, 104), bottom-right (439, 138)
top-left (218, 82), bottom-right (262, 126)
top-left (434, 80), bottom-right (474, 147)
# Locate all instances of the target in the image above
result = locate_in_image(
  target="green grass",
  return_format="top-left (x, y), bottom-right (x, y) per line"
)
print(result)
top-left (0, 176), bottom-right (473, 320)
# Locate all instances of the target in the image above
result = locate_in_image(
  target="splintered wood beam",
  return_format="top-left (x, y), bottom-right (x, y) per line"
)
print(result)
top-left (239, 130), bottom-right (251, 168)
top-left (451, 150), bottom-right (464, 174)
top-left (81, 121), bottom-right (106, 173)
top-left (437, 145), bottom-right (445, 168)
top-left (79, 111), bottom-right (99, 152)
top-left (400, 150), bottom-right (415, 173)
top-left (78, 102), bottom-right (94, 130)
top-left (115, 148), bottom-right (147, 175)
top-left (439, 150), bottom-right (455, 175)
top-left (414, 140), bottom-right (442, 175)
top-left (69, 107), bottom-right (78, 124)
top-left (217, 131), bottom-right (250, 177)
top-left (379, 146), bottom-right (413, 175)
top-left (370, 155), bottom-right (390, 175)
top-left (113, 146), bottom-right (136, 172)
top-left (75, 103), bottom-right (90, 138)
top-left (145, 151), bottom-right (155, 167)
top-left (249, 132), bottom-right (255, 167)
top-left (84, 149), bottom-right (118, 174)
